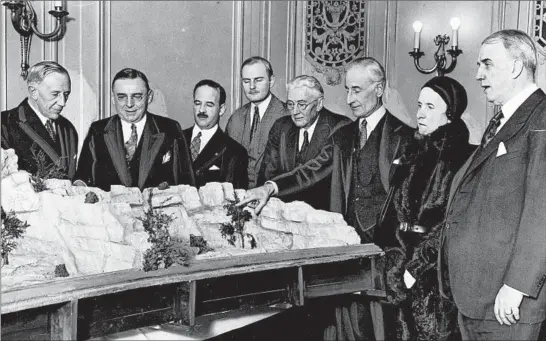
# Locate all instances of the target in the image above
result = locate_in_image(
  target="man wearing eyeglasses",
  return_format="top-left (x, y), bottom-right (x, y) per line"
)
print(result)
top-left (226, 56), bottom-right (290, 189)
top-left (258, 75), bottom-right (350, 210)
top-left (242, 57), bottom-right (412, 244)
top-left (74, 68), bottom-right (195, 191)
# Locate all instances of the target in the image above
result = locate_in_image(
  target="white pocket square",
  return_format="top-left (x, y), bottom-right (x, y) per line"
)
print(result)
top-left (162, 151), bottom-right (171, 163)
top-left (393, 158), bottom-right (401, 165)
top-left (496, 142), bottom-right (507, 157)
top-left (209, 165), bottom-right (220, 170)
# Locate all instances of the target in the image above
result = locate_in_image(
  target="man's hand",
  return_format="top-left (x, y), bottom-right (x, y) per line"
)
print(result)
top-left (72, 180), bottom-right (87, 187)
top-left (236, 183), bottom-right (276, 215)
top-left (494, 284), bottom-right (524, 325)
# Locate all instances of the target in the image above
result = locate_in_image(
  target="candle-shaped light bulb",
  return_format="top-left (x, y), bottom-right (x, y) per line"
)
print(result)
top-left (450, 17), bottom-right (460, 48)
top-left (413, 21), bottom-right (423, 50)
top-left (54, 0), bottom-right (62, 8)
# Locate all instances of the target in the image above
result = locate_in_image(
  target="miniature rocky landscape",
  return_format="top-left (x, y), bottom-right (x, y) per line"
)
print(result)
top-left (1, 148), bottom-right (360, 290)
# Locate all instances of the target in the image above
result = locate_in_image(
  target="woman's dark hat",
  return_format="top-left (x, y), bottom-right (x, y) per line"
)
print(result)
top-left (422, 76), bottom-right (468, 120)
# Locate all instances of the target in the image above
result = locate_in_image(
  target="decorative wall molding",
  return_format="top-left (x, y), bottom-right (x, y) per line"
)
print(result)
top-left (260, 1), bottom-right (271, 61)
top-left (98, 1), bottom-right (111, 119)
top-left (285, 1), bottom-right (297, 84)
top-left (304, 0), bottom-right (367, 86)
top-left (1, 5), bottom-right (7, 111)
top-left (231, 1), bottom-right (244, 112)
top-left (533, 1), bottom-right (546, 51)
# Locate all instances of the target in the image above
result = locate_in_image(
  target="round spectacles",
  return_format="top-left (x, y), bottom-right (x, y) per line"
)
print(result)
top-left (286, 99), bottom-right (319, 111)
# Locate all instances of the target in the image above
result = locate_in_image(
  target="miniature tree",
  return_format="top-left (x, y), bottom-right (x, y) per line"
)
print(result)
top-left (219, 193), bottom-right (257, 249)
top-left (1, 207), bottom-right (29, 266)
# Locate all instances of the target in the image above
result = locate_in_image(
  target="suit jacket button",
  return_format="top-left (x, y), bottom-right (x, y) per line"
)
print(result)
top-left (445, 223), bottom-right (451, 229)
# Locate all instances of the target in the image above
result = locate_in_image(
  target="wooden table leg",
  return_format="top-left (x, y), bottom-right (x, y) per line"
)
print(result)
top-left (50, 300), bottom-right (78, 340)
top-left (369, 300), bottom-right (385, 341)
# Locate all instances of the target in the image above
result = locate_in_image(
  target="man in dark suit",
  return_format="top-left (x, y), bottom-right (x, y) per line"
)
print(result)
top-left (183, 79), bottom-right (248, 189)
top-left (1, 61), bottom-right (78, 180)
top-left (225, 56), bottom-right (290, 188)
top-left (240, 57), bottom-right (413, 341)
top-left (258, 75), bottom-right (350, 210)
top-left (242, 57), bottom-right (412, 244)
top-left (442, 29), bottom-right (546, 340)
top-left (74, 68), bottom-right (194, 191)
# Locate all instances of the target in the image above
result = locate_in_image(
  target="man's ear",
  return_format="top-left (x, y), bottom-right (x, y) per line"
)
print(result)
top-left (316, 97), bottom-right (324, 111)
top-left (374, 83), bottom-right (384, 98)
top-left (269, 75), bottom-right (276, 88)
top-left (512, 59), bottom-right (524, 79)
top-left (219, 103), bottom-right (226, 116)
top-left (147, 89), bottom-right (154, 104)
top-left (28, 84), bottom-right (38, 100)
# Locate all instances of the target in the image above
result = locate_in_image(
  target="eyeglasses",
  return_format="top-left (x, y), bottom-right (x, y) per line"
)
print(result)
top-left (286, 99), bottom-right (319, 111)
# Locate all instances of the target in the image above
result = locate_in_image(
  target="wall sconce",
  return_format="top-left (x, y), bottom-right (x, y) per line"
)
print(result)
top-left (409, 18), bottom-right (463, 76)
top-left (2, 1), bottom-right (69, 78)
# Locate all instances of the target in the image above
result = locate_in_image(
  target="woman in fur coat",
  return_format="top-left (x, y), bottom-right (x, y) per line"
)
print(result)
top-left (376, 76), bottom-right (475, 341)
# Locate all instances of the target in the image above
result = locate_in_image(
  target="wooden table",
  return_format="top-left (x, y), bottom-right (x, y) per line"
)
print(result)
top-left (1, 244), bottom-right (387, 340)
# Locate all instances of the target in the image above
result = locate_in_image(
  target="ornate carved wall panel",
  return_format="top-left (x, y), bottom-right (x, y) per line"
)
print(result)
top-left (305, 1), bottom-right (366, 86)
top-left (534, 1), bottom-right (546, 48)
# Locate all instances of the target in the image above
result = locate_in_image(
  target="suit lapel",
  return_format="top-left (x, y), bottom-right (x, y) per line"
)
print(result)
top-left (138, 115), bottom-right (165, 189)
top-left (285, 124), bottom-right (298, 169)
top-left (341, 122), bottom-right (359, 204)
top-left (305, 113), bottom-right (332, 161)
top-left (104, 116), bottom-right (132, 187)
top-left (379, 114), bottom-right (398, 192)
top-left (56, 121), bottom-right (78, 179)
top-left (17, 104), bottom-right (61, 166)
top-left (193, 129), bottom-right (223, 170)
top-left (463, 90), bottom-right (543, 181)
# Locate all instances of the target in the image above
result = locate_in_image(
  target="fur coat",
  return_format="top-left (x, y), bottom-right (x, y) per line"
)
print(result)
top-left (384, 119), bottom-right (475, 341)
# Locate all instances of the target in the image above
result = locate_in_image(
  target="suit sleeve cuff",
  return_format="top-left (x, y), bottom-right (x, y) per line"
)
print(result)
top-left (505, 284), bottom-right (529, 297)
top-left (264, 180), bottom-right (279, 196)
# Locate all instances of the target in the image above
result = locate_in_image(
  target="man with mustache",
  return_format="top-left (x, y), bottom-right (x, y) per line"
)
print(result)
top-left (183, 79), bottom-right (248, 189)
top-left (74, 68), bottom-right (195, 191)
top-left (258, 75), bottom-right (350, 210)
top-left (226, 56), bottom-right (290, 188)
top-left (1, 61), bottom-right (78, 180)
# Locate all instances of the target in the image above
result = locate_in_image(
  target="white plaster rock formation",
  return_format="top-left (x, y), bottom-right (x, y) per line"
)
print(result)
top-left (1, 148), bottom-right (360, 290)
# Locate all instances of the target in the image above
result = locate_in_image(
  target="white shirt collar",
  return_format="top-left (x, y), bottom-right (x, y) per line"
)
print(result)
top-left (191, 124), bottom-right (219, 153)
top-left (498, 84), bottom-right (539, 132)
top-left (358, 105), bottom-right (386, 138)
top-left (249, 93), bottom-right (272, 125)
top-left (298, 113), bottom-right (320, 151)
top-left (27, 99), bottom-right (50, 126)
top-left (120, 114), bottom-right (147, 144)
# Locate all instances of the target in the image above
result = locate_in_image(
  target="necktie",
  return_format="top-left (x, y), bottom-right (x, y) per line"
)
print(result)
top-left (249, 106), bottom-right (260, 143)
top-left (300, 130), bottom-right (310, 154)
top-left (359, 119), bottom-right (368, 149)
top-left (45, 119), bottom-right (57, 143)
top-left (191, 132), bottom-right (202, 161)
top-left (480, 110), bottom-right (504, 148)
top-left (125, 123), bottom-right (138, 162)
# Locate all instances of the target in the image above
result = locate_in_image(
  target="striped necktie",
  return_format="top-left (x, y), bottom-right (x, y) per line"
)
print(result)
top-left (45, 119), bottom-right (57, 143)
top-left (480, 110), bottom-right (504, 148)
top-left (249, 106), bottom-right (260, 143)
top-left (191, 132), bottom-right (202, 161)
top-left (124, 123), bottom-right (138, 162)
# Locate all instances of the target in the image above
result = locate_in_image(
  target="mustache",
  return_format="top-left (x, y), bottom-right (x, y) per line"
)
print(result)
top-left (197, 113), bottom-right (208, 118)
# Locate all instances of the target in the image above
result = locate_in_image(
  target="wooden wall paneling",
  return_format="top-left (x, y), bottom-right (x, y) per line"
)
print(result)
top-left (231, 1), bottom-right (244, 113)
top-left (98, 0), bottom-right (111, 119)
top-left (1, 4), bottom-right (7, 111)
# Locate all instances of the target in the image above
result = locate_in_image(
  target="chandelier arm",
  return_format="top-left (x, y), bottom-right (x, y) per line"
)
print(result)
top-left (25, 1), bottom-right (62, 40)
top-left (442, 49), bottom-right (463, 75)
top-left (413, 56), bottom-right (438, 74)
